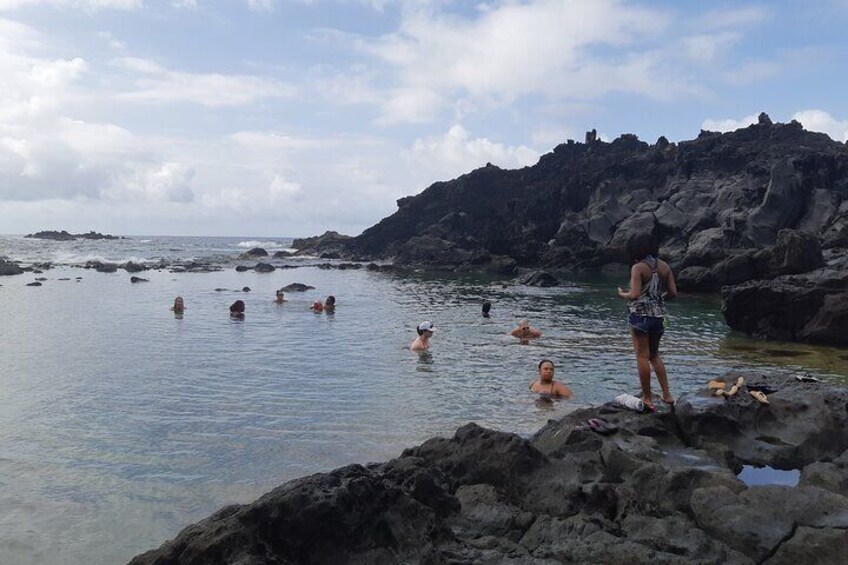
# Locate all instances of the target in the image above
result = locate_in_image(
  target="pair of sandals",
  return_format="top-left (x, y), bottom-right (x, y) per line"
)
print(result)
top-left (708, 377), bottom-right (770, 404)
top-left (585, 418), bottom-right (618, 436)
top-left (709, 376), bottom-right (745, 398)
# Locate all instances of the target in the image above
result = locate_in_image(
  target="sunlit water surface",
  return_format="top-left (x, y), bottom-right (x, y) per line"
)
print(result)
top-left (0, 235), bottom-right (846, 564)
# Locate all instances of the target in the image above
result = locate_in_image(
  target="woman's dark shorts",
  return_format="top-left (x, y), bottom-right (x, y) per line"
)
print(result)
top-left (628, 313), bottom-right (664, 359)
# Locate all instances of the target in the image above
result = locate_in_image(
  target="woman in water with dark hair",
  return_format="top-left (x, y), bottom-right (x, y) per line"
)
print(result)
top-left (229, 300), bottom-right (246, 318)
top-left (529, 359), bottom-right (573, 399)
top-left (617, 233), bottom-right (677, 411)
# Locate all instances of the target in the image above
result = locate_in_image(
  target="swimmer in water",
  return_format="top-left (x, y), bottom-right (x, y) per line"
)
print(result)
top-left (324, 295), bottom-right (336, 313)
top-left (482, 301), bottom-right (491, 318)
top-left (171, 296), bottom-right (185, 313)
top-left (410, 321), bottom-right (435, 351)
top-left (529, 359), bottom-right (573, 399)
top-left (274, 290), bottom-right (287, 304)
top-left (511, 319), bottom-right (542, 341)
top-left (311, 300), bottom-right (324, 312)
top-left (229, 300), bottom-right (245, 318)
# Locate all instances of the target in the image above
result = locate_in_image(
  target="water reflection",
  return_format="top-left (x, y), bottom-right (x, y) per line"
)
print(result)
top-left (415, 351), bottom-right (434, 372)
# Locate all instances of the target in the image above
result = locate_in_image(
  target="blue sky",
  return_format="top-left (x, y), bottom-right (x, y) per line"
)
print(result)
top-left (1, 0), bottom-right (847, 237)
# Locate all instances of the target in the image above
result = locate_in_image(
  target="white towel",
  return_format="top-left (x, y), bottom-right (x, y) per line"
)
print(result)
top-left (614, 393), bottom-right (644, 412)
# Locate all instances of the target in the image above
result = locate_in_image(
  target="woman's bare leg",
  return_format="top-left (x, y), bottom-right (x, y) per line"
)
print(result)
top-left (631, 329), bottom-right (653, 408)
top-left (650, 355), bottom-right (673, 403)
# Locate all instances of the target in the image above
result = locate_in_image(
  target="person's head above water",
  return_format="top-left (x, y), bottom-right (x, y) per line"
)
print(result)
top-left (482, 301), bottom-right (491, 316)
top-left (538, 359), bottom-right (555, 381)
top-left (325, 295), bottom-right (336, 306)
top-left (417, 321), bottom-right (435, 335)
top-left (275, 289), bottom-right (285, 300)
top-left (230, 300), bottom-right (245, 314)
top-left (625, 232), bottom-right (660, 263)
top-left (172, 296), bottom-right (184, 311)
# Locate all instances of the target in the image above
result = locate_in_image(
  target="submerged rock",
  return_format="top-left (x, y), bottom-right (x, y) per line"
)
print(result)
top-left (130, 276), bottom-right (149, 283)
top-left (519, 271), bottom-right (559, 287)
top-left (129, 373), bottom-right (848, 565)
top-left (0, 259), bottom-right (24, 276)
top-left (253, 262), bottom-right (275, 273)
top-left (281, 282), bottom-right (315, 292)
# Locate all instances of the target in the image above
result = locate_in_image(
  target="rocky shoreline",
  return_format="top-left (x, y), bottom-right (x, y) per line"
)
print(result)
top-left (129, 372), bottom-right (848, 564)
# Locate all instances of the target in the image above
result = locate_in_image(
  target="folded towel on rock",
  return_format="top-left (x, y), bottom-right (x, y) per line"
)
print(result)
top-left (614, 393), bottom-right (644, 412)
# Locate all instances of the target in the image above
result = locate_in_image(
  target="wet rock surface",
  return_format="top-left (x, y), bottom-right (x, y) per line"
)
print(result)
top-left (129, 374), bottom-right (848, 565)
top-left (722, 268), bottom-right (848, 345)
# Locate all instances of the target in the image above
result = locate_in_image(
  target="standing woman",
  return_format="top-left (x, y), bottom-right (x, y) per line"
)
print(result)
top-left (617, 234), bottom-right (677, 411)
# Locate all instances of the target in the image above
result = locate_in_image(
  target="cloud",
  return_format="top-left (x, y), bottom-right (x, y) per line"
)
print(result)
top-left (409, 124), bottom-right (539, 180)
top-left (792, 109), bottom-right (848, 142)
top-left (700, 6), bottom-right (771, 30)
top-left (700, 114), bottom-right (759, 132)
top-left (114, 57), bottom-right (296, 107)
top-left (357, 0), bottom-right (684, 123)
top-left (0, 0), bottom-right (141, 10)
top-left (245, 0), bottom-right (274, 11)
top-left (701, 110), bottom-right (848, 143)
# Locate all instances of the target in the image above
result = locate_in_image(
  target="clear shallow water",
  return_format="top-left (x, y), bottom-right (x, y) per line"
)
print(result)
top-left (738, 465), bottom-right (801, 487)
top-left (1, 235), bottom-right (846, 564)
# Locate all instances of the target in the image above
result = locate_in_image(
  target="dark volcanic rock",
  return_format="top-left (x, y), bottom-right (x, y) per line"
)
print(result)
top-left (722, 268), bottom-right (848, 345)
top-left (683, 229), bottom-right (826, 291)
top-left (281, 282), bottom-right (315, 292)
top-left (84, 260), bottom-right (118, 273)
top-left (130, 373), bottom-right (848, 565)
top-left (130, 276), bottom-right (149, 283)
top-left (25, 230), bottom-right (123, 240)
top-left (292, 231), bottom-right (352, 256)
top-left (0, 259), bottom-right (24, 276)
top-left (272, 250), bottom-right (292, 259)
top-left (26, 281), bottom-right (42, 286)
top-left (253, 262), bottom-right (276, 273)
top-left (326, 119), bottom-right (846, 279)
top-left (243, 247), bottom-right (268, 258)
top-left (519, 271), bottom-right (559, 287)
top-left (234, 265), bottom-right (250, 272)
top-left (123, 262), bottom-right (147, 273)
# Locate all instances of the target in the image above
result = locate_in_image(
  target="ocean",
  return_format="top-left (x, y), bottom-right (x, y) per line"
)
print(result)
top-left (1, 234), bottom-right (845, 564)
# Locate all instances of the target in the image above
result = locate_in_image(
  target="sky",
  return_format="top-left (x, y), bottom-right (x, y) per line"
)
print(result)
top-left (1, 0), bottom-right (847, 237)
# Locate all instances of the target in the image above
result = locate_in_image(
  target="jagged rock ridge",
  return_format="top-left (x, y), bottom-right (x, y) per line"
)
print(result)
top-left (315, 116), bottom-right (847, 282)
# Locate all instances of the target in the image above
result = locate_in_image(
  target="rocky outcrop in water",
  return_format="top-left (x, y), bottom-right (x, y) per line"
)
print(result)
top-left (281, 282), bottom-right (315, 292)
top-left (243, 247), bottom-right (268, 258)
top-left (722, 268), bottom-right (848, 345)
top-left (25, 230), bottom-right (124, 240)
top-left (292, 231), bottom-right (353, 256)
top-left (0, 259), bottom-right (24, 276)
top-left (333, 116), bottom-right (847, 280)
top-left (129, 373), bottom-right (848, 565)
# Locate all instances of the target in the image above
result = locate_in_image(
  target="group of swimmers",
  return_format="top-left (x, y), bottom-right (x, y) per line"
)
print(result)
top-left (169, 291), bottom-right (337, 319)
top-left (408, 233), bottom-right (678, 412)
top-left (168, 233), bottom-right (676, 412)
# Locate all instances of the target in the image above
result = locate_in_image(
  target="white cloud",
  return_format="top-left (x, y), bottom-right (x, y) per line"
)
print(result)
top-left (792, 109), bottom-right (848, 142)
top-left (701, 110), bottom-right (848, 142)
top-left (409, 124), bottom-right (539, 181)
top-left (0, 0), bottom-right (141, 10)
top-left (700, 6), bottom-right (770, 30)
top-left (245, 0), bottom-right (274, 11)
top-left (114, 57), bottom-right (296, 107)
top-left (701, 114), bottom-right (758, 132)
top-left (358, 0), bottom-right (683, 123)
top-left (682, 32), bottom-right (740, 64)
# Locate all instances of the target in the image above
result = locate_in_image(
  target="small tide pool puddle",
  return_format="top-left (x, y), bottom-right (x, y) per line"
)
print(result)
top-left (738, 465), bottom-right (800, 486)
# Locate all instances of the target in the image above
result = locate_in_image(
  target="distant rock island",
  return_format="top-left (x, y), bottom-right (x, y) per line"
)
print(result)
top-left (25, 230), bottom-right (126, 241)
top-left (295, 113), bottom-right (848, 345)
